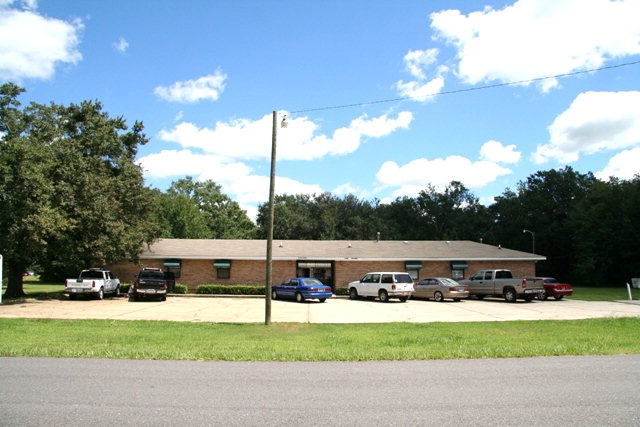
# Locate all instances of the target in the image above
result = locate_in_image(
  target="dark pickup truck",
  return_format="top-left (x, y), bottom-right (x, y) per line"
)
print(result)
top-left (131, 267), bottom-right (168, 301)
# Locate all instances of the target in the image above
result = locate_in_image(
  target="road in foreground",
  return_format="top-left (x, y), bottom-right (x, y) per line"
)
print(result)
top-left (1, 356), bottom-right (639, 426)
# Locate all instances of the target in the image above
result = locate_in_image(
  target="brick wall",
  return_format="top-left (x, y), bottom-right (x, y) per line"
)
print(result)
top-left (108, 258), bottom-right (538, 292)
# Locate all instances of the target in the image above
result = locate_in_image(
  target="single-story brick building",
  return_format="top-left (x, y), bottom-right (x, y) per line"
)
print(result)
top-left (108, 239), bottom-right (545, 292)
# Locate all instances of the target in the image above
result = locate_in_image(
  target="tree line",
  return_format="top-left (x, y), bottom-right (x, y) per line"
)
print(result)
top-left (2, 83), bottom-right (639, 297)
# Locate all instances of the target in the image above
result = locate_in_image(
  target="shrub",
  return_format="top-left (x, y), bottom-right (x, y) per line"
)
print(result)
top-left (173, 284), bottom-right (188, 294)
top-left (196, 285), bottom-right (266, 295)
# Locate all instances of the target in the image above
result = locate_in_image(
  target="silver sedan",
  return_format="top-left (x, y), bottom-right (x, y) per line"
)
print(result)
top-left (413, 277), bottom-right (469, 302)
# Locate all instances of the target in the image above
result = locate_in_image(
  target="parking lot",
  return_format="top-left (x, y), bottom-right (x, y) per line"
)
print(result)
top-left (2, 295), bottom-right (640, 323)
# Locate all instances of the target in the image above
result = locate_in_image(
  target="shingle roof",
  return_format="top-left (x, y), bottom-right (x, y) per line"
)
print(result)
top-left (141, 239), bottom-right (544, 261)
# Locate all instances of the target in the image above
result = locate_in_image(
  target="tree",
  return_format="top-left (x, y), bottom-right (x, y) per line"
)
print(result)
top-left (162, 177), bottom-right (257, 239)
top-left (415, 181), bottom-right (488, 240)
top-left (570, 176), bottom-right (640, 285)
top-left (0, 84), bottom-right (157, 296)
top-left (490, 167), bottom-right (595, 280)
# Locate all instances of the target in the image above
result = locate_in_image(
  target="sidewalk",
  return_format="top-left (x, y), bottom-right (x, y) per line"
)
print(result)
top-left (2, 295), bottom-right (640, 323)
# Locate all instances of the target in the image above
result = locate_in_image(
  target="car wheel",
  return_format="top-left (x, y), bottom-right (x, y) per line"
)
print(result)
top-left (96, 288), bottom-right (104, 300)
top-left (434, 291), bottom-right (444, 302)
top-left (504, 288), bottom-right (517, 303)
top-left (537, 292), bottom-right (547, 301)
top-left (554, 295), bottom-right (564, 300)
top-left (399, 296), bottom-right (408, 302)
top-left (378, 289), bottom-right (389, 303)
top-left (349, 288), bottom-right (358, 300)
top-left (295, 292), bottom-right (304, 303)
top-left (271, 290), bottom-right (278, 300)
top-left (319, 298), bottom-right (326, 303)
top-left (114, 286), bottom-right (120, 297)
top-left (161, 295), bottom-right (167, 301)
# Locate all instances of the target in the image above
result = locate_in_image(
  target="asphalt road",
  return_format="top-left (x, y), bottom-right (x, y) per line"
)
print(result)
top-left (2, 355), bottom-right (639, 426)
top-left (1, 295), bottom-right (640, 323)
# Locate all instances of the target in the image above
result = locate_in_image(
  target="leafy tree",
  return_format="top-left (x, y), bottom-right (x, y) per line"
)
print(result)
top-left (151, 189), bottom-right (211, 238)
top-left (491, 167), bottom-right (595, 280)
top-left (0, 83), bottom-right (157, 296)
top-left (415, 181), bottom-right (488, 240)
top-left (162, 177), bottom-right (257, 239)
top-left (570, 176), bottom-right (640, 285)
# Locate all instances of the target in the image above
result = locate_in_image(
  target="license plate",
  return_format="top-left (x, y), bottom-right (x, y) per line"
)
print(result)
top-left (72, 289), bottom-right (82, 293)
top-left (145, 289), bottom-right (156, 294)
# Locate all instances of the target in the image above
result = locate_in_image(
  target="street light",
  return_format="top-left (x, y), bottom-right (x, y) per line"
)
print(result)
top-left (265, 111), bottom-right (287, 325)
top-left (523, 229), bottom-right (535, 254)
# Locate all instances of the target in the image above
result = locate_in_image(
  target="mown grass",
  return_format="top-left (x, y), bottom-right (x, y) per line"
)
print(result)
top-left (3, 279), bottom-right (640, 361)
top-left (1, 317), bottom-right (639, 361)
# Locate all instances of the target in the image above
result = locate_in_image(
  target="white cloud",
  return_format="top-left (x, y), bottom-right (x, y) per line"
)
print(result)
top-left (375, 155), bottom-right (512, 198)
top-left (480, 140), bottom-right (521, 164)
top-left (395, 47), bottom-right (448, 101)
top-left (113, 37), bottom-right (128, 53)
top-left (143, 111), bottom-right (412, 220)
top-left (533, 91), bottom-right (640, 164)
top-left (0, 1), bottom-right (83, 81)
top-left (153, 70), bottom-right (227, 103)
top-left (430, 0), bottom-right (640, 91)
top-left (157, 111), bottom-right (413, 162)
top-left (595, 147), bottom-right (640, 181)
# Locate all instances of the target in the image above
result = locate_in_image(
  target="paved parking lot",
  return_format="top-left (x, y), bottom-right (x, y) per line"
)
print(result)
top-left (2, 295), bottom-right (640, 323)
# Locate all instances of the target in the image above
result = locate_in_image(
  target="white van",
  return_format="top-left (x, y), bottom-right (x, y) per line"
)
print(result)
top-left (347, 272), bottom-right (414, 302)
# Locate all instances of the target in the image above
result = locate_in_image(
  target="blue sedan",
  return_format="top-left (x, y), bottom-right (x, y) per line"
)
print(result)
top-left (272, 278), bottom-right (333, 303)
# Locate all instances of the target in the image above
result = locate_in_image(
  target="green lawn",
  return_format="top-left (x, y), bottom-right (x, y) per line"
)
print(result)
top-left (3, 279), bottom-right (640, 361)
top-left (1, 317), bottom-right (639, 361)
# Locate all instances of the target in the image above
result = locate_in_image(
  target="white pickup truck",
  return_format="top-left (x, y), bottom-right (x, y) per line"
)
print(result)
top-left (65, 268), bottom-right (121, 300)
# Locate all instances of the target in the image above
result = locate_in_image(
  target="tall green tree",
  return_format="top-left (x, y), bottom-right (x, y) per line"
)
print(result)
top-left (0, 83), bottom-right (157, 296)
top-left (414, 181), bottom-right (488, 240)
top-left (491, 167), bottom-right (595, 280)
top-left (162, 177), bottom-right (257, 239)
top-left (570, 176), bottom-right (640, 285)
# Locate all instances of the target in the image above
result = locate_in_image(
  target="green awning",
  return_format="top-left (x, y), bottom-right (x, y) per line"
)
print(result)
top-left (163, 261), bottom-right (181, 267)
top-left (451, 262), bottom-right (469, 269)
top-left (298, 262), bottom-right (332, 268)
top-left (405, 262), bottom-right (423, 270)
top-left (213, 262), bottom-right (231, 269)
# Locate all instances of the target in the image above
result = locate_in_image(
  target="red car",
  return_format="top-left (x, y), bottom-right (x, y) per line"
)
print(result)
top-left (529, 277), bottom-right (573, 300)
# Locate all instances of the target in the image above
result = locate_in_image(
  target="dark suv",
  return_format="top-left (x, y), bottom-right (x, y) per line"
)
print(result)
top-left (131, 267), bottom-right (168, 301)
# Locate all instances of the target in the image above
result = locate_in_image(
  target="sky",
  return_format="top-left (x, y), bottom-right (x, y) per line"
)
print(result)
top-left (2, 0), bottom-right (640, 221)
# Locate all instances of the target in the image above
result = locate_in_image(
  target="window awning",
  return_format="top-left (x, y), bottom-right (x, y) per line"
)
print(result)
top-left (298, 262), bottom-right (332, 269)
top-left (405, 262), bottom-right (423, 270)
top-left (451, 262), bottom-right (469, 269)
top-left (213, 262), bottom-right (231, 269)
top-left (163, 261), bottom-right (181, 268)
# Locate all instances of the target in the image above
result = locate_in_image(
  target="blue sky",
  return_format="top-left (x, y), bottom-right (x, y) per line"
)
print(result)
top-left (2, 0), bottom-right (640, 220)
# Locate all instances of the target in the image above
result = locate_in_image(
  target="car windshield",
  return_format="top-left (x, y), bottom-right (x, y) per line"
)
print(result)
top-left (80, 270), bottom-right (104, 279)
top-left (140, 272), bottom-right (164, 279)
top-left (301, 278), bottom-right (323, 286)
top-left (544, 278), bottom-right (558, 284)
top-left (395, 274), bottom-right (413, 283)
top-left (440, 278), bottom-right (458, 286)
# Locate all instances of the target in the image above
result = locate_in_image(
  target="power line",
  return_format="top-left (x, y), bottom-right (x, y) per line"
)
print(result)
top-left (290, 59), bottom-right (640, 114)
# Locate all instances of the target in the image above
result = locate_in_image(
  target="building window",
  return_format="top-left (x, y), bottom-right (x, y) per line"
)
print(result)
top-left (450, 261), bottom-right (468, 280)
top-left (405, 261), bottom-right (422, 280)
top-left (213, 260), bottom-right (231, 280)
top-left (163, 259), bottom-right (181, 278)
top-left (297, 261), bottom-right (333, 288)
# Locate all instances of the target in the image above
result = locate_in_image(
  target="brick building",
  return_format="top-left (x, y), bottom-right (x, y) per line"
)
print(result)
top-left (108, 239), bottom-right (544, 292)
